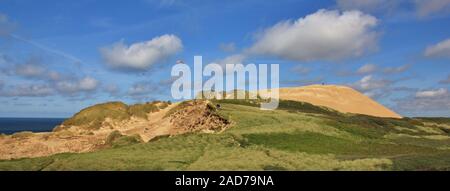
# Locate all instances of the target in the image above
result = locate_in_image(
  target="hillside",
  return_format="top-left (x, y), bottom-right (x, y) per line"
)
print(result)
top-left (1, 98), bottom-right (450, 170)
top-left (277, 85), bottom-right (402, 118)
top-left (0, 100), bottom-right (229, 159)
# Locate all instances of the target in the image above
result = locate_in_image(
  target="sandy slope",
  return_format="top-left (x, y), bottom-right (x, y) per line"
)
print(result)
top-left (0, 103), bottom-right (179, 159)
top-left (277, 85), bottom-right (402, 118)
top-left (121, 103), bottom-right (176, 142)
top-left (0, 101), bottom-right (230, 159)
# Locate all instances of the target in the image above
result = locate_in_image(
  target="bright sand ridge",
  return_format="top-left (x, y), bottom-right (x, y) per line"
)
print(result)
top-left (276, 85), bottom-right (402, 118)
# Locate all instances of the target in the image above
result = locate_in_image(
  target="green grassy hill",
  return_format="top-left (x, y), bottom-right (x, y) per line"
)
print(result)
top-left (55, 101), bottom-right (169, 131)
top-left (1, 99), bottom-right (450, 171)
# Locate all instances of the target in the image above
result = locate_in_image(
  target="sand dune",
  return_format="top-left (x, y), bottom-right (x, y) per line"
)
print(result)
top-left (278, 85), bottom-right (402, 118)
top-left (0, 100), bottom-right (229, 159)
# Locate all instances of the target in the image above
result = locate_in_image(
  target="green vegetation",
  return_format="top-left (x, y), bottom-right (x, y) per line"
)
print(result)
top-left (105, 130), bottom-right (123, 145)
top-left (128, 103), bottom-right (159, 118)
top-left (105, 131), bottom-right (143, 148)
top-left (415, 117), bottom-right (450, 125)
top-left (1, 99), bottom-right (450, 170)
top-left (61, 102), bottom-right (129, 130)
top-left (58, 101), bottom-right (170, 130)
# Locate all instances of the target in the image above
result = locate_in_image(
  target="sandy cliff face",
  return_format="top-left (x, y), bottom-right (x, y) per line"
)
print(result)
top-left (0, 100), bottom-right (229, 160)
top-left (277, 85), bottom-right (402, 118)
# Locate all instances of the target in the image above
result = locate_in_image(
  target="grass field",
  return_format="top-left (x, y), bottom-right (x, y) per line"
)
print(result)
top-left (1, 99), bottom-right (450, 171)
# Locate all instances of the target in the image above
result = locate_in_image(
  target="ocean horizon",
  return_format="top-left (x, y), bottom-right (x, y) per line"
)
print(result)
top-left (0, 117), bottom-right (66, 135)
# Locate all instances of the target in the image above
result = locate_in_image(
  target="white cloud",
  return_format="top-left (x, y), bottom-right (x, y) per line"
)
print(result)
top-left (357, 63), bottom-right (377, 74)
top-left (14, 63), bottom-right (47, 78)
top-left (338, 63), bottom-right (408, 77)
top-left (215, 54), bottom-right (246, 67)
top-left (383, 64), bottom-right (411, 74)
top-left (425, 38), bottom-right (450, 58)
top-left (395, 88), bottom-right (450, 115)
top-left (126, 81), bottom-right (165, 97)
top-left (10, 59), bottom-right (63, 81)
top-left (128, 83), bottom-right (152, 96)
top-left (0, 55), bottom-right (102, 97)
top-left (249, 9), bottom-right (378, 61)
top-left (352, 75), bottom-right (392, 92)
top-left (415, 0), bottom-right (450, 17)
top-left (100, 34), bottom-right (183, 71)
top-left (78, 77), bottom-right (99, 91)
top-left (55, 76), bottom-right (99, 94)
top-left (104, 84), bottom-right (119, 94)
top-left (350, 75), bottom-right (415, 100)
top-left (47, 71), bottom-right (61, 81)
top-left (55, 81), bottom-right (80, 94)
top-left (1, 84), bottom-right (54, 97)
top-left (416, 88), bottom-right (448, 98)
top-left (336, 0), bottom-right (450, 18)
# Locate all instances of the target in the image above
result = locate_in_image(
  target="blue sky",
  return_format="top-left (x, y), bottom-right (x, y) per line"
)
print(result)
top-left (0, 0), bottom-right (450, 118)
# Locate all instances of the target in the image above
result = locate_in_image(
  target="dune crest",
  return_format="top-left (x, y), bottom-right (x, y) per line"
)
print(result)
top-left (278, 85), bottom-right (402, 118)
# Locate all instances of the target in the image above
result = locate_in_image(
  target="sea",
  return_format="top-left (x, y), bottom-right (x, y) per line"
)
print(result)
top-left (0, 118), bottom-right (66, 135)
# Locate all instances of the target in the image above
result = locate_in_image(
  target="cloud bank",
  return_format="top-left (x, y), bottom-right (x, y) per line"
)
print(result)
top-left (416, 88), bottom-right (448, 98)
top-left (0, 58), bottom-right (100, 97)
top-left (357, 64), bottom-right (378, 74)
top-left (425, 38), bottom-right (450, 58)
top-left (395, 88), bottom-right (450, 114)
top-left (100, 34), bottom-right (183, 71)
top-left (336, 0), bottom-right (450, 18)
top-left (249, 9), bottom-right (379, 61)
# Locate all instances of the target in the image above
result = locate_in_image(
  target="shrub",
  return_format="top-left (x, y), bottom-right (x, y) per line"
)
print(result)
top-left (105, 130), bottom-right (123, 145)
